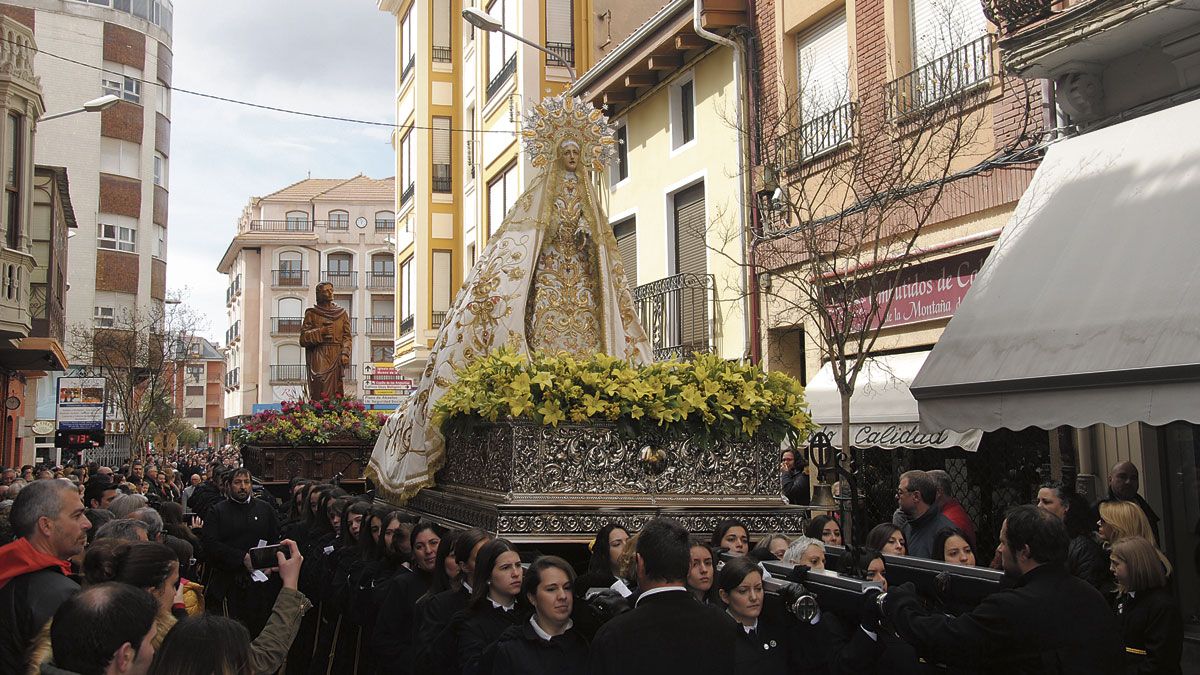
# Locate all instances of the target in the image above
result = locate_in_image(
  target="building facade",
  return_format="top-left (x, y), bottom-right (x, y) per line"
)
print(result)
top-left (3, 0), bottom-right (174, 456)
top-left (165, 337), bottom-right (224, 450)
top-left (217, 176), bottom-right (397, 422)
top-left (376, 0), bottom-right (660, 376)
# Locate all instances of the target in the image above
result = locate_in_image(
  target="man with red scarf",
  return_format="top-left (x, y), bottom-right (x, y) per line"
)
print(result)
top-left (0, 478), bottom-right (91, 673)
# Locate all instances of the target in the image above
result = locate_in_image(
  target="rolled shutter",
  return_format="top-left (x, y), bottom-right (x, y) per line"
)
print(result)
top-left (796, 9), bottom-right (849, 117)
top-left (673, 183), bottom-right (708, 353)
top-left (911, 0), bottom-right (988, 66)
top-left (433, 251), bottom-right (452, 311)
top-left (546, 0), bottom-right (573, 46)
top-left (433, 0), bottom-right (451, 51)
top-left (613, 218), bottom-right (637, 287)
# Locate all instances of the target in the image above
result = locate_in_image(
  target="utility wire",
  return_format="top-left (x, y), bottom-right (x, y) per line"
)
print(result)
top-left (9, 34), bottom-right (518, 135)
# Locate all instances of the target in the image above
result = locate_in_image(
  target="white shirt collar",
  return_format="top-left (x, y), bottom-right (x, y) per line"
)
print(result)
top-left (489, 596), bottom-right (516, 612)
top-left (634, 585), bottom-right (687, 607)
top-left (529, 615), bottom-right (573, 641)
top-left (726, 610), bottom-right (759, 634)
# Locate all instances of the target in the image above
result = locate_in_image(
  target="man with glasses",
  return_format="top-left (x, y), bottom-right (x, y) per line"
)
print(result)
top-left (896, 470), bottom-right (955, 559)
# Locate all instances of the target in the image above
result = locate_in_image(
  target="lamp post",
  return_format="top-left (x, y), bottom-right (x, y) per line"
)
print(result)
top-left (40, 94), bottom-right (120, 122)
top-left (461, 7), bottom-right (577, 81)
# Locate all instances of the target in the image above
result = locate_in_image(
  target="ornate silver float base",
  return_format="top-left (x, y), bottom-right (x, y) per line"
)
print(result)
top-left (386, 420), bottom-right (814, 542)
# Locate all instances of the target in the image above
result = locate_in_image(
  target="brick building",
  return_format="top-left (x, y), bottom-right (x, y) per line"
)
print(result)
top-left (164, 337), bottom-right (224, 450)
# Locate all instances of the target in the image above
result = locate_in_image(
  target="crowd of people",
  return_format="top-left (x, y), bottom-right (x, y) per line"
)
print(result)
top-left (0, 451), bottom-right (1186, 674)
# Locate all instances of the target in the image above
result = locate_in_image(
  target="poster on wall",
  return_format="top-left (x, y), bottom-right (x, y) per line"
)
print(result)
top-left (56, 377), bottom-right (106, 431)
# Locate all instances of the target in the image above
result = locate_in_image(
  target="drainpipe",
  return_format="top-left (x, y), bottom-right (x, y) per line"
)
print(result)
top-left (693, 0), bottom-right (752, 362)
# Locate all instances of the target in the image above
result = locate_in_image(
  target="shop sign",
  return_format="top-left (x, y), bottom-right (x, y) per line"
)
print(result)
top-left (835, 248), bottom-right (989, 331)
top-left (818, 423), bottom-right (983, 452)
top-left (56, 377), bottom-right (106, 431)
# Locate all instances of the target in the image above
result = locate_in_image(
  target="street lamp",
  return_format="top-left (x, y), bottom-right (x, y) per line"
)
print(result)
top-left (461, 7), bottom-right (577, 81)
top-left (40, 94), bottom-right (121, 122)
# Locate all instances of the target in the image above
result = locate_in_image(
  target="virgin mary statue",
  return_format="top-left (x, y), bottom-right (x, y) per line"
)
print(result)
top-left (366, 95), bottom-right (653, 503)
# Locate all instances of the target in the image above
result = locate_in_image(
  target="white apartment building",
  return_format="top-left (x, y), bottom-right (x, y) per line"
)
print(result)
top-left (217, 176), bottom-right (398, 422)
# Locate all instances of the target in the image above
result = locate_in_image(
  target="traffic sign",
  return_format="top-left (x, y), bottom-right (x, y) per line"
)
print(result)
top-left (363, 394), bottom-right (408, 405)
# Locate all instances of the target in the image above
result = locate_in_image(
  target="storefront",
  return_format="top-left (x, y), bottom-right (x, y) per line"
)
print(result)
top-left (912, 98), bottom-right (1200, 635)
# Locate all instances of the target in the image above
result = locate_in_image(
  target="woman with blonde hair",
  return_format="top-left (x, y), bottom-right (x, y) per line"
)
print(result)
top-left (1110, 537), bottom-right (1183, 674)
top-left (1098, 500), bottom-right (1157, 546)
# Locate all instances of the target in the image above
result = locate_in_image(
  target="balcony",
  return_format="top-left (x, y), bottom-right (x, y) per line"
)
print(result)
top-left (887, 34), bottom-right (993, 118)
top-left (224, 274), bottom-right (242, 305)
top-left (983, 0), bottom-right (1053, 34)
top-left (487, 55), bottom-right (517, 100)
top-left (323, 218), bottom-right (349, 231)
top-left (433, 45), bottom-right (452, 63)
top-left (270, 364), bottom-right (305, 384)
top-left (776, 102), bottom-right (857, 169)
top-left (366, 316), bottom-right (393, 337)
top-left (366, 271), bottom-right (395, 290)
top-left (249, 219), bottom-right (313, 233)
top-left (225, 368), bottom-right (240, 389)
top-left (632, 273), bottom-right (715, 361)
top-left (0, 247), bottom-right (32, 338)
top-left (432, 311), bottom-right (447, 329)
top-left (375, 219), bottom-right (396, 233)
top-left (399, 314), bottom-right (415, 338)
top-left (225, 321), bottom-right (241, 344)
top-left (29, 283), bottom-right (64, 343)
top-left (320, 270), bottom-right (358, 290)
top-left (401, 183), bottom-right (415, 206)
top-left (343, 364), bottom-right (358, 382)
top-left (433, 165), bottom-right (452, 193)
top-left (271, 317), bottom-right (303, 335)
top-left (272, 269), bottom-right (309, 288)
top-left (401, 55), bottom-right (415, 82)
top-left (545, 41), bottom-right (575, 67)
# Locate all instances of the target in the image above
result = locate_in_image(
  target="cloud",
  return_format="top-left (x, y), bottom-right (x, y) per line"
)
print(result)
top-left (166, 0), bottom-right (396, 342)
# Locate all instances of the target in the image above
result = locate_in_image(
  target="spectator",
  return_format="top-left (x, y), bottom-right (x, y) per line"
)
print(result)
top-left (718, 555), bottom-right (788, 675)
top-left (1, 467), bottom-right (14, 485)
top-left (805, 515), bottom-right (843, 547)
top-left (1110, 536), bottom-right (1183, 675)
top-left (710, 519), bottom-right (750, 556)
top-left (187, 464), bottom-right (225, 521)
top-left (575, 523), bottom-right (630, 595)
top-left (589, 517), bottom-right (734, 675)
top-left (109, 493), bottom-right (149, 519)
top-left (44, 583), bottom-right (159, 675)
top-left (84, 476), bottom-right (118, 511)
top-left (486, 555), bottom-right (588, 675)
top-left (84, 508), bottom-right (115, 545)
top-left (202, 467), bottom-right (280, 637)
top-left (933, 528), bottom-right (976, 566)
top-left (686, 540), bottom-right (718, 604)
top-left (181, 474), bottom-right (202, 510)
top-left (149, 614), bottom-right (253, 675)
top-left (896, 470), bottom-right (956, 559)
top-left (779, 447), bottom-right (810, 506)
top-left (95, 518), bottom-right (151, 542)
top-left (0, 478), bottom-right (90, 673)
top-left (781, 536), bottom-right (826, 571)
top-left (866, 523), bottom-right (906, 556)
top-left (1096, 461), bottom-right (1161, 543)
top-left (1037, 481), bottom-right (1109, 589)
top-left (928, 469), bottom-right (976, 547)
top-left (1099, 500), bottom-right (1158, 547)
top-left (753, 533), bottom-right (790, 561)
top-left (882, 505), bottom-right (1123, 673)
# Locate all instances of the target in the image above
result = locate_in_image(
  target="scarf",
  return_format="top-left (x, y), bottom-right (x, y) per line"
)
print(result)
top-left (0, 538), bottom-right (72, 589)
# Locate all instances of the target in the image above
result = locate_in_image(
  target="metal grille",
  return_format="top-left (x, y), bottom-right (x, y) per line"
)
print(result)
top-left (633, 273), bottom-right (715, 361)
top-left (983, 0), bottom-right (1052, 33)
top-left (777, 102), bottom-right (856, 168)
top-left (272, 270), bottom-right (308, 287)
top-left (487, 55), bottom-right (517, 100)
top-left (545, 41), bottom-right (574, 67)
top-left (887, 34), bottom-right (993, 118)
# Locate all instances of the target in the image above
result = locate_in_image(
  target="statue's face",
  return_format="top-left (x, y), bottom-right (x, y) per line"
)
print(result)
top-left (316, 284), bottom-right (333, 303)
top-left (558, 142), bottom-right (580, 172)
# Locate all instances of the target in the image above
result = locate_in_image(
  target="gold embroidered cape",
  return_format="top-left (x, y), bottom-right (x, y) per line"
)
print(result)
top-left (366, 163), bottom-right (653, 504)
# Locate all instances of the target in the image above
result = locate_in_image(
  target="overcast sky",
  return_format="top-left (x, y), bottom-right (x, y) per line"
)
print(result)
top-left (168, 1), bottom-right (396, 341)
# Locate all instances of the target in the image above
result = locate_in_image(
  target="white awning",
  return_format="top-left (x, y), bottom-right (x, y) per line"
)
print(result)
top-left (807, 351), bottom-right (983, 451)
top-left (912, 97), bottom-right (1200, 432)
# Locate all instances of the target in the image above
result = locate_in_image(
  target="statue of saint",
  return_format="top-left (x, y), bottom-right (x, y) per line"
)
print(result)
top-left (367, 95), bottom-right (653, 503)
top-left (300, 281), bottom-right (352, 400)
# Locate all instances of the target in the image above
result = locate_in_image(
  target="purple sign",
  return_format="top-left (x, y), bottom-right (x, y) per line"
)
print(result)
top-left (836, 248), bottom-right (989, 331)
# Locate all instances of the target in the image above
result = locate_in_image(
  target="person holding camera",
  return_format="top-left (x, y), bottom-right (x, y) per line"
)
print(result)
top-left (878, 505), bottom-right (1123, 673)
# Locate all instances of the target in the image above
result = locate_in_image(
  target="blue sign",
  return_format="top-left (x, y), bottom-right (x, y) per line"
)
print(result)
top-left (252, 403), bottom-right (283, 414)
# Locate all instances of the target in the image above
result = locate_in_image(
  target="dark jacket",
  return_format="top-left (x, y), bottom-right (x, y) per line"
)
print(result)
top-left (371, 567), bottom-right (431, 672)
top-left (453, 603), bottom-right (526, 675)
top-left (201, 496), bottom-right (280, 601)
top-left (782, 469), bottom-right (810, 505)
top-left (901, 507), bottom-right (957, 560)
top-left (1066, 532), bottom-right (1110, 590)
top-left (729, 612), bottom-right (789, 675)
top-left (589, 588), bottom-right (735, 675)
top-left (188, 480), bottom-right (223, 520)
top-left (0, 568), bottom-right (78, 675)
top-left (1114, 587), bottom-right (1183, 675)
top-left (885, 563), bottom-right (1123, 674)
top-left (485, 619), bottom-right (589, 675)
top-left (418, 586), bottom-right (472, 675)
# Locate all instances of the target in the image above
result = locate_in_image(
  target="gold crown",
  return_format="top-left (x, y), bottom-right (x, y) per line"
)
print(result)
top-left (522, 94), bottom-right (618, 172)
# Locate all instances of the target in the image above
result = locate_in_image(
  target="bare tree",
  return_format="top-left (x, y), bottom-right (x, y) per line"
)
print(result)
top-left (709, 17), bottom-right (1043, 540)
top-left (67, 296), bottom-right (208, 461)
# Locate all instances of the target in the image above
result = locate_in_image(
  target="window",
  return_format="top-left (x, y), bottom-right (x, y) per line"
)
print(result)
top-left (433, 0), bottom-right (452, 62)
top-left (486, 0), bottom-right (516, 95)
top-left (278, 250), bottom-right (302, 270)
top-left (371, 342), bottom-right (393, 362)
top-left (791, 8), bottom-right (852, 163)
top-left (185, 365), bottom-right (204, 382)
top-left (277, 344), bottom-right (302, 365)
top-left (100, 138), bottom-right (141, 178)
top-left (487, 162), bottom-right (518, 235)
top-left (101, 62), bottom-right (142, 103)
top-left (374, 210), bottom-right (395, 231)
top-left (400, 8), bottom-right (415, 78)
top-left (185, 385), bottom-right (204, 396)
top-left (545, 0), bottom-right (574, 67)
top-left (327, 252), bottom-right (352, 273)
top-left (155, 83), bottom-right (170, 117)
top-left (399, 257), bottom-right (414, 322)
top-left (153, 224), bottom-right (165, 258)
top-left (285, 211), bottom-right (309, 230)
top-left (465, 105), bottom-right (476, 179)
top-left (433, 250), bottom-right (452, 315)
top-left (328, 210), bottom-right (349, 230)
top-left (97, 218), bottom-right (136, 252)
top-left (612, 217), bottom-right (637, 286)
top-left (611, 122), bottom-right (629, 185)
top-left (433, 116), bottom-right (452, 192)
top-left (675, 78), bottom-right (695, 146)
top-left (5, 113), bottom-right (20, 251)
top-left (278, 297), bottom-right (303, 317)
top-left (185, 407), bottom-right (204, 419)
top-left (94, 306), bottom-right (115, 328)
top-left (911, 0), bottom-right (988, 68)
top-left (153, 152), bottom-right (167, 187)
top-left (400, 129), bottom-right (414, 202)
top-left (372, 253), bottom-right (394, 276)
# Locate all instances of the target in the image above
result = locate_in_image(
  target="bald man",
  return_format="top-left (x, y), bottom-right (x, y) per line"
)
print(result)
top-left (1094, 460), bottom-right (1160, 543)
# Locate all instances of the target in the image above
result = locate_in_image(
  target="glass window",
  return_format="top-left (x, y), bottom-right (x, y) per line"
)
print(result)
top-left (97, 221), bottom-right (136, 252)
top-left (371, 342), bottom-right (393, 362)
top-left (101, 138), bottom-right (141, 179)
top-left (328, 210), bottom-right (349, 230)
top-left (401, 8), bottom-right (415, 76)
top-left (612, 123), bottom-right (628, 185)
top-left (372, 254), bottom-right (394, 275)
top-left (6, 113), bottom-right (20, 250)
top-left (153, 224), bottom-right (165, 258)
top-left (327, 252), bottom-right (352, 273)
top-left (153, 153), bottom-right (167, 187)
top-left (278, 251), bottom-right (302, 270)
top-left (94, 306), bottom-right (115, 328)
top-left (680, 80), bottom-right (695, 144)
top-left (285, 211), bottom-right (309, 230)
top-left (433, 116), bottom-right (452, 192)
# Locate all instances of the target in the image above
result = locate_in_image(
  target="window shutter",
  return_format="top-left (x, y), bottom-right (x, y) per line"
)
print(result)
top-left (613, 218), bottom-right (637, 287)
top-left (433, 251), bottom-right (452, 311)
top-left (504, 165), bottom-right (519, 212)
top-left (433, 0), bottom-right (451, 50)
top-left (796, 9), bottom-right (849, 117)
top-left (911, 0), bottom-right (987, 66)
top-left (433, 117), bottom-right (451, 166)
top-left (672, 183), bottom-right (708, 352)
top-left (546, 0), bottom-right (573, 46)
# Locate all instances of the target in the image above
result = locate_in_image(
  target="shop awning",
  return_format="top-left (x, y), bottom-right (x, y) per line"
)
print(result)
top-left (807, 351), bottom-right (983, 451)
top-left (912, 98), bottom-right (1200, 432)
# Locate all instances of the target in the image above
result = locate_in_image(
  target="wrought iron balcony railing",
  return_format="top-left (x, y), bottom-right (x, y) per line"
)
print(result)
top-left (432, 311), bottom-right (447, 329)
top-left (777, 101), bottom-right (857, 168)
top-left (325, 218), bottom-right (349, 231)
top-left (320, 270), bottom-right (358, 290)
top-left (401, 183), bottom-right (415, 206)
top-left (225, 367), bottom-right (240, 388)
top-left (375, 219), bottom-right (396, 232)
top-left (401, 56), bottom-right (415, 82)
top-left (982, 0), bottom-right (1053, 34)
top-left (271, 317), bottom-right (303, 335)
top-left (272, 269), bottom-right (309, 288)
top-left (366, 317), bottom-right (394, 337)
top-left (632, 272), bottom-right (715, 361)
top-left (487, 55), bottom-right (517, 100)
top-left (367, 271), bottom-right (395, 290)
top-left (270, 364), bottom-right (305, 383)
top-left (887, 34), bottom-right (994, 118)
top-left (399, 314), bottom-right (415, 337)
top-left (433, 165), bottom-right (452, 193)
top-left (545, 41), bottom-right (575, 67)
top-left (249, 220), bottom-right (313, 233)
top-left (433, 46), bottom-right (452, 63)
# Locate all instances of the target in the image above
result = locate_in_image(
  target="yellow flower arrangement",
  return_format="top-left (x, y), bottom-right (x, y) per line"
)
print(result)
top-left (432, 349), bottom-right (814, 446)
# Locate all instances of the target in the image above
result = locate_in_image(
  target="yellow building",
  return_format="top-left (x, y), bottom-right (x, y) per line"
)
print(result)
top-left (571, 0), bottom-right (750, 361)
top-left (376, 0), bottom-right (661, 375)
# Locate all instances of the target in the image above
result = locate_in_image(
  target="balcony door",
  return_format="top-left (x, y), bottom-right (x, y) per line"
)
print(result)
top-left (672, 183), bottom-right (708, 355)
top-left (279, 251), bottom-right (303, 286)
top-left (327, 252), bottom-right (353, 289)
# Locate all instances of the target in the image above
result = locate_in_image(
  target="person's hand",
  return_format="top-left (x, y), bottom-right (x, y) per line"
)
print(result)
top-left (190, 515), bottom-right (203, 529)
top-left (243, 553), bottom-right (253, 572)
top-left (173, 579), bottom-right (186, 607)
top-left (277, 539), bottom-right (303, 590)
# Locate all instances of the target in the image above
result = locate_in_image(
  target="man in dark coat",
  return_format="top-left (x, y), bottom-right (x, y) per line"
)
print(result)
top-left (0, 479), bottom-right (90, 673)
top-left (188, 462), bottom-right (226, 520)
top-left (202, 467), bottom-right (280, 637)
top-left (881, 505), bottom-right (1123, 674)
top-left (779, 448), bottom-right (810, 506)
top-left (1095, 460), bottom-right (1161, 542)
top-left (589, 518), bottom-right (734, 675)
top-left (896, 470), bottom-right (957, 559)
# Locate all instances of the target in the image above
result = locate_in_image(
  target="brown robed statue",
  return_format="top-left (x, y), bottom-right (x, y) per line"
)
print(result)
top-left (300, 281), bottom-right (352, 399)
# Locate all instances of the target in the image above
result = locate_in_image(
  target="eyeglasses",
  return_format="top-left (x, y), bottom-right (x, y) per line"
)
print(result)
top-left (895, 488), bottom-right (916, 497)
